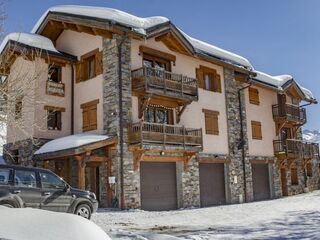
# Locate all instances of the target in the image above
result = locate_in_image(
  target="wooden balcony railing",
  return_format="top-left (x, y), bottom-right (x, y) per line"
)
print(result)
top-left (273, 139), bottom-right (319, 159)
top-left (272, 104), bottom-right (306, 124)
top-left (129, 121), bottom-right (203, 149)
top-left (132, 66), bottom-right (198, 101)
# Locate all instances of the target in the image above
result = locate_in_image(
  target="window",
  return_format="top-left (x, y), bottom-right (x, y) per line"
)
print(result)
top-left (0, 169), bottom-right (11, 185)
top-left (196, 66), bottom-right (221, 93)
top-left (81, 99), bottom-right (99, 132)
top-left (291, 168), bottom-right (299, 185)
top-left (249, 87), bottom-right (260, 105)
top-left (251, 121), bottom-right (262, 140)
top-left (15, 170), bottom-right (37, 188)
top-left (45, 106), bottom-right (65, 131)
top-left (40, 172), bottom-right (66, 189)
top-left (306, 162), bottom-right (313, 177)
top-left (48, 65), bottom-right (62, 83)
top-left (144, 106), bottom-right (173, 124)
top-left (15, 96), bottom-right (23, 120)
top-left (143, 54), bottom-right (171, 72)
top-left (203, 109), bottom-right (219, 135)
top-left (76, 49), bottom-right (103, 82)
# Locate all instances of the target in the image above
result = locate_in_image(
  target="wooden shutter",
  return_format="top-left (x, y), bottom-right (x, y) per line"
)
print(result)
top-left (196, 68), bottom-right (204, 88)
top-left (213, 74), bottom-right (222, 92)
top-left (203, 109), bottom-right (219, 135)
top-left (249, 87), bottom-right (260, 105)
top-left (76, 62), bottom-right (82, 83)
top-left (81, 99), bottom-right (99, 132)
top-left (291, 167), bottom-right (298, 185)
top-left (95, 51), bottom-right (103, 76)
top-left (251, 121), bottom-right (262, 140)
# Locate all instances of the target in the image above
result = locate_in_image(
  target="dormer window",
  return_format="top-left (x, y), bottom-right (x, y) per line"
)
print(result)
top-left (76, 49), bottom-right (103, 83)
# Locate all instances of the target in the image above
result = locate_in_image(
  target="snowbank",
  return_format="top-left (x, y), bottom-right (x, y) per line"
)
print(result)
top-left (35, 133), bottom-right (110, 155)
top-left (0, 206), bottom-right (111, 240)
top-left (0, 32), bottom-right (59, 55)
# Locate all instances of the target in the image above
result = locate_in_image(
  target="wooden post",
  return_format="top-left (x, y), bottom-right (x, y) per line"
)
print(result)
top-left (43, 160), bottom-right (49, 169)
top-left (75, 155), bottom-right (85, 190)
top-left (106, 147), bottom-right (113, 207)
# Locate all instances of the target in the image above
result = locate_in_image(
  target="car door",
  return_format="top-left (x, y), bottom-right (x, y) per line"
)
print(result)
top-left (39, 171), bottom-right (73, 212)
top-left (13, 169), bottom-right (41, 208)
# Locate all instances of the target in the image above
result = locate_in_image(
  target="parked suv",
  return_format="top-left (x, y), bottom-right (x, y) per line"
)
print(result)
top-left (0, 164), bottom-right (98, 219)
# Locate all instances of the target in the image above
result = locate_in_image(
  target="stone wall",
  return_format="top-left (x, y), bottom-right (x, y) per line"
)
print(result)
top-left (223, 68), bottom-right (251, 203)
top-left (102, 34), bottom-right (139, 209)
top-left (3, 138), bottom-right (48, 166)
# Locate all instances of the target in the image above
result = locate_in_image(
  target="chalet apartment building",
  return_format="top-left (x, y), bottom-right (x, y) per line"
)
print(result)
top-left (1, 5), bottom-right (319, 210)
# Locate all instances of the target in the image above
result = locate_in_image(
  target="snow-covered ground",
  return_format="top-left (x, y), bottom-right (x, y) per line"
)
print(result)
top-left (93, 190), bottom-right (320, 239)
top-left (0, 206), bottom-right (111, 240)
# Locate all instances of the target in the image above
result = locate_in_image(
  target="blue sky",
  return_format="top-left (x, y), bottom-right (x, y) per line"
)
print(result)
top-left (5, 0), bottom-right (320, 130)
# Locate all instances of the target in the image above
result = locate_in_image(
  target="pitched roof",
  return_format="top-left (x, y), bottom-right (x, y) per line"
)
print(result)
top-left (31, 5), bottom-right (253, 70)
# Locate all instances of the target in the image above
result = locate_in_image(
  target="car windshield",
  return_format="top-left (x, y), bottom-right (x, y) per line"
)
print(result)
top-left (40, 172), bottom-right (66, 189)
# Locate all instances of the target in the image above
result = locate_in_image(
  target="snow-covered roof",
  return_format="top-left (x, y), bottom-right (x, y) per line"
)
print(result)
top-left (34, 134), bottom-right (111, 155)
top-left (253, 71), bottom-right (316, 103)
top-left (31, 5), bottom-right (253, 69)
top-left (0, 32), bottom-right (59, 55)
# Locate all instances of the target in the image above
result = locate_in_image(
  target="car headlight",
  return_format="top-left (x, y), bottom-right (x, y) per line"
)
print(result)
top-left (89, 192), bottom-right (96, 200)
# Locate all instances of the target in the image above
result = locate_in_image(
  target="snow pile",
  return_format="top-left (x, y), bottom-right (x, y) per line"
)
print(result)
top-left (0, 206), bottom-right (111, 240)
top-left (0, 32), bottom-right (59, 55)
top-left (35, 133), bottom-right (111, 154)
top-left (185, 34), bottom-right (252, 69)
top-left (32, 5), bottom-right (169, 35)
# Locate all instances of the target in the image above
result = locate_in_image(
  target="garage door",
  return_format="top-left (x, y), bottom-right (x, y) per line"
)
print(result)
top-left (140, 162), bottom-right (177, 211)
top-left (252, 164), bottom-right (271, 201)
top-left (199, 163), bottom-right (226, 207)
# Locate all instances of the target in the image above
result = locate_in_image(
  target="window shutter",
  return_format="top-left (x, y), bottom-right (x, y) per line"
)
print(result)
top-left (89, 106), bottom-right (97, 129)
top-left (203, 109), bottom-right (219, 135)
top-left (213, 74), bottom-right (222, 93)
top-left (95, 51), bottom-right (103, 76)
top-left (249, 87), bottom-right (260, 105)
top-left (82, 109), bottom-right (90, 131)
top-left (291, 168), bottom-right (299, 185)
top-left (196, 68), bottom-right (204, 88)
top-left (251, 121), bottom-right (262, 140)
top-left (76, 62), bottom-right (82, 83)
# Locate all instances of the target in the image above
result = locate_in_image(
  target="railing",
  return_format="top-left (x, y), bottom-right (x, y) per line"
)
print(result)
top-left (129, 121), bottom-right (203, 149)
top-left (273, 139), bottom-right (319, 159)
top-left (131, 66), bottom-right (198, 100)
top-left (272, 104), bottom-right (306, 124)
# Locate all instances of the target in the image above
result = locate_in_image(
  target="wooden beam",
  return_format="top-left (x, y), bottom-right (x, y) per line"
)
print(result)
top-left (139, 45), bottom-right (176, 62)
top-left (75, 155), bottom-right (85, 190)
top-left (199, 158), bottom-right (231, 164)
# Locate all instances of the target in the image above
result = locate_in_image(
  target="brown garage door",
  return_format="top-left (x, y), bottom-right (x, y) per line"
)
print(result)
top-left (140, 162), bottom-right (177, 211)
top-left (199, 163), bottom-right (226, 207)
top-left (252, 164), bottom-right (271, 201)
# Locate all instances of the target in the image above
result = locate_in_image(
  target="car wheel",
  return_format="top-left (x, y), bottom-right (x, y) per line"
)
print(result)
top-left (75, 204), bottom-right (91, 219)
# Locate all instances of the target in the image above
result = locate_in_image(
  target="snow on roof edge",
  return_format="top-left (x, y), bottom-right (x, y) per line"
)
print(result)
top-left (35, 134), bottom-right (111, 155)
top-left (31, 5), bottom-right (253, 69)
top-left (0, 32), bottom-right (59, 55)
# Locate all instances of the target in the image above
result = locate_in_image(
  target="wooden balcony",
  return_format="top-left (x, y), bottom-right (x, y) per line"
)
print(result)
top-left (272, 104), bottom-right (306, 125)
top-left (129, 121), bottom-right (203, 150)
top-left (132, 66), bottom-right (198, 102)
top-left (273, 139), bottom-right (319, 160)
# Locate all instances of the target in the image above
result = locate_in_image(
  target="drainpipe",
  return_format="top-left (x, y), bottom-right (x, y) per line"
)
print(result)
top-left (71, 64), bottom-right (75, 135)
top-left (237, 81), bottom-right (252, 203)
top-left (118, 34), bottom-right (127, 210)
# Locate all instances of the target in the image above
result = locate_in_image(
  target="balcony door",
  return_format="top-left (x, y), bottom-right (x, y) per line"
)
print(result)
top-left (277, 94), bottom-right (286, 116)
top-left (144, 106), bottom-right (174, 125)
